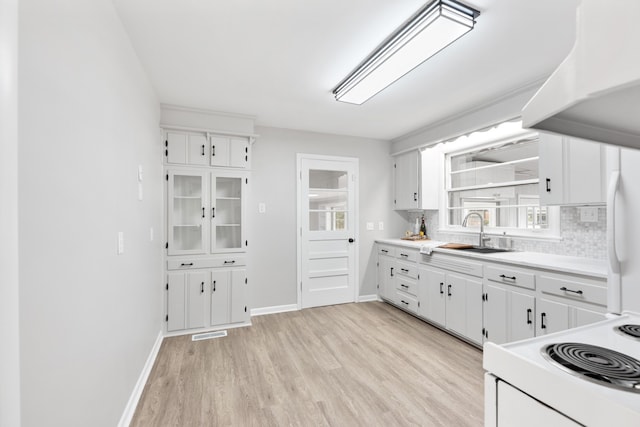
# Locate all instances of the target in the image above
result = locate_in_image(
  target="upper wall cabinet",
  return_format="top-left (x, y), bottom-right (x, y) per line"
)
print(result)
top-left (165, 130), bottom-right (251, 169)
top-left (393, 151), bottom-right (420, 210)
top-left (538, 133), bottom-right (606, 206)
top-left (393, 148), bottom-right (441, 210)
top-left (210, 135), bottom-right (250, 169)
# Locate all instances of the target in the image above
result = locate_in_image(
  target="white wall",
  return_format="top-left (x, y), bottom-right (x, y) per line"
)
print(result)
top-left (249, 126), bottom-right (404, 310)
top-left (0, 0), bottom-right (21, 425)
top-left (19, 1), bottom-right (162, 426)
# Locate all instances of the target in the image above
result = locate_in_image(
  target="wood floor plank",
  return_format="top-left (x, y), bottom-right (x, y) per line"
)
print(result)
top-left (131, 302), bottom-right (484, 426)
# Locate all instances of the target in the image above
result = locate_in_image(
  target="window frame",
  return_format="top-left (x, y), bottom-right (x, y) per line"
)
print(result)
top-left (438, 131), bottom-right (560, 240)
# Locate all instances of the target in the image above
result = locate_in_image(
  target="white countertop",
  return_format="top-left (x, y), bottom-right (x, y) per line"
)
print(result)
top-left (375, 238), bottom-right (608, 279)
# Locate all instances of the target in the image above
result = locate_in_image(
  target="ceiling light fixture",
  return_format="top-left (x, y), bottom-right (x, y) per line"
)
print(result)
top-left (333, 0), bottom-right (480, 105)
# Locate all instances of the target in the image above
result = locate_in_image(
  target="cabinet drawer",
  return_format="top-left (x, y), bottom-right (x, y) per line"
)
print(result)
top-left (538, 274), bottom-right (607, 307)
top-left (395, 292), bottom-right (418, 314)
top-left (378, 244), bottom-right (396, 257)
top-left (396, 277), bottom-right (417, 297)
top-left (485, 265), bottom-right (535, 290)
top-left (167, 255), bottom-right (246, 270)
top-left (396, 260), bottom-right (417, 280)
top-left (396, 248), bottom-right (418, 263)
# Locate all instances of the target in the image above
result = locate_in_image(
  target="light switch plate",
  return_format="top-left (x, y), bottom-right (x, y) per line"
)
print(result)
top-left (366, 222), bottom-right (374, 231)
top-left (117, 232), bottom-right (124, 254)
top-left (378, 221), bottom-right (384, 231)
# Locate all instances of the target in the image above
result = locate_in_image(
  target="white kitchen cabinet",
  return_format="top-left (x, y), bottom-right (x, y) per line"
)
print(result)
top-left (211, 171), bottom-right (247, 253)
top-left (167, 170), bottom-right (208, 255)
top-left (420, 146), bottom-right (442, 210)
top-left (393, 151), bottom-right (420, 210)
top-left (210, 135), bottom-right (250, 168)
top-left (395, 255), bottom-right (419, 314)
top-left (417, 266), bottom-right (446, 327)
top-left (211, 269), bottom-right (249, 325)
top-left (510, 291), bottom-right (536, 341)
top-left (536, 271), bottom-right (607, 335)
top-left (165, 130), bottom-right (251, 169)
top-left (166, 131), bottom-right (210, 166)
top-left (483, 284), bottom-right (508, 344)
top-left (167, 169), bottom-right (247, 255)
top-left (167, 266), bottom-right (248, 333)
top-left (418, 254), bottom-right (484, 345)
top-left (445, 272), bottom-right (482, 345)
top-left (483, 263), bottom-right (536, 344)
top-left (167, 270), bottom-right (210, 332)
top-left (377, 245), bottom-right (396, 301)
top-left (164, 125), bottom-right (253, 335)
top-left (538, 132), bottom-right (606, 206)
top-left (536, 298), bottom-right (570, 335)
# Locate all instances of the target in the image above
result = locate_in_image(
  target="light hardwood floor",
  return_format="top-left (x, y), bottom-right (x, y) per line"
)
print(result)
top-left (131, 302), bottom-right (484, 426)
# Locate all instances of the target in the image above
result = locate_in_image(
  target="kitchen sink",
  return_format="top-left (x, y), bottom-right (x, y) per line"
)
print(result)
top-left (458, 246), bottom-right (512, 254)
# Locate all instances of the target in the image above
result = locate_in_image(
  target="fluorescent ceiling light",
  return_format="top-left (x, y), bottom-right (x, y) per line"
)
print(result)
top-left (333, 0), bottom-right (480, 105)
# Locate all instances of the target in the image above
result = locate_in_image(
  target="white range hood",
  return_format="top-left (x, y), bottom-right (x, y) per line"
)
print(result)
top-left (522, 0), bottom-right (640, 148)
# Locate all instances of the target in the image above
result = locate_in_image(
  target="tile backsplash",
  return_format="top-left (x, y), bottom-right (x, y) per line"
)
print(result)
top-left (406, 207), bottom-right (607, 260)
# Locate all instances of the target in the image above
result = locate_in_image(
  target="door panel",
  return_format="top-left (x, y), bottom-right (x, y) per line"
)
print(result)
top-left (299, 156), bottom-right (357, 309)
top-left (187, 271), bottom-right (208, 329)
top-left (211, 270), bottom-right (229, 326)
top-left (167, 273), bottom-right (185, 331)
top-left (511, 291), bottom-right (535, 341)
top-left (485, 284), bottom-right (507, 344)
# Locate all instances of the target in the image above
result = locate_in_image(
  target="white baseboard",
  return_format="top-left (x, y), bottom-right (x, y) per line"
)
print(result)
top-left (118, 330), bottom-right (164, 427)
top-left (251, 303), bottom-right (298, 317)
top-left (358, 294), bottom-right (380, 303)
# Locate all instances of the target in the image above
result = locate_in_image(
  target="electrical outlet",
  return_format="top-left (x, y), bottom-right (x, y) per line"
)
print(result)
top-left (258, 202), bottom-right (266, 213)
top-left (579, 207), bottom-right (598, 223)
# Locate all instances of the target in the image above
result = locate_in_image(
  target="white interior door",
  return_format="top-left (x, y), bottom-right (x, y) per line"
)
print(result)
top-left (298, 155), bottom-right (358, 309)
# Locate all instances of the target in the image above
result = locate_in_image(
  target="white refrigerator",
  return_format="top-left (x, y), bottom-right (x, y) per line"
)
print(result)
top-left (607, 146), bottom-right (640, 314)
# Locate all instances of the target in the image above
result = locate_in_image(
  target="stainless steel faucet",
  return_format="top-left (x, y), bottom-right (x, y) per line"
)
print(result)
top-left (462, 212), bottom-right (491, 248)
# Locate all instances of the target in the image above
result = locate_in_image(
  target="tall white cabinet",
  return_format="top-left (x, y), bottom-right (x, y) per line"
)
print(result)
top-left (164, 128), bottom-right (253, 334)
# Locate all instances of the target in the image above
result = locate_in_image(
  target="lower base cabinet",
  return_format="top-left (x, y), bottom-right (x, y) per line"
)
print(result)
top-left (418, 265), bottom-right (483, 345)
top-left (167, 267), bottom-right (248, 332)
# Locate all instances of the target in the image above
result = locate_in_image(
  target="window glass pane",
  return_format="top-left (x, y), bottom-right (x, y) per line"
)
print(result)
top-left (450, 158), bottom-right (538, 189)
top-left (309, 211), bottom-right (347, 231)
top-left (309, 170), bottom-right (348, 190)
top-left (448, 183), bottom-right (544, 229)
top-left (450, 139), bottom-right (538, 173)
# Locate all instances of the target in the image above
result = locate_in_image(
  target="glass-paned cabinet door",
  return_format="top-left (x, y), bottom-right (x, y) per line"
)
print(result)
top-left (167, 170), bottom-right (208, 255)
top-left (211, 171), bottom-right (246, 253)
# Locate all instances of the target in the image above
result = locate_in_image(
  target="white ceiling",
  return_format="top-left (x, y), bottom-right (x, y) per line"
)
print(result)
top-left (113, 0), bottom-right (579, 141)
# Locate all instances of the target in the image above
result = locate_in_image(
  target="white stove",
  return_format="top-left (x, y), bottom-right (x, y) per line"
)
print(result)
top-left (484, 312), bottom-right (640, 427)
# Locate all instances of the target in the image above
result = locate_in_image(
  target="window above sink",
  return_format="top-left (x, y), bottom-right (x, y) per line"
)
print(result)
top-left (439, 120), bottom-right (560, 239)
